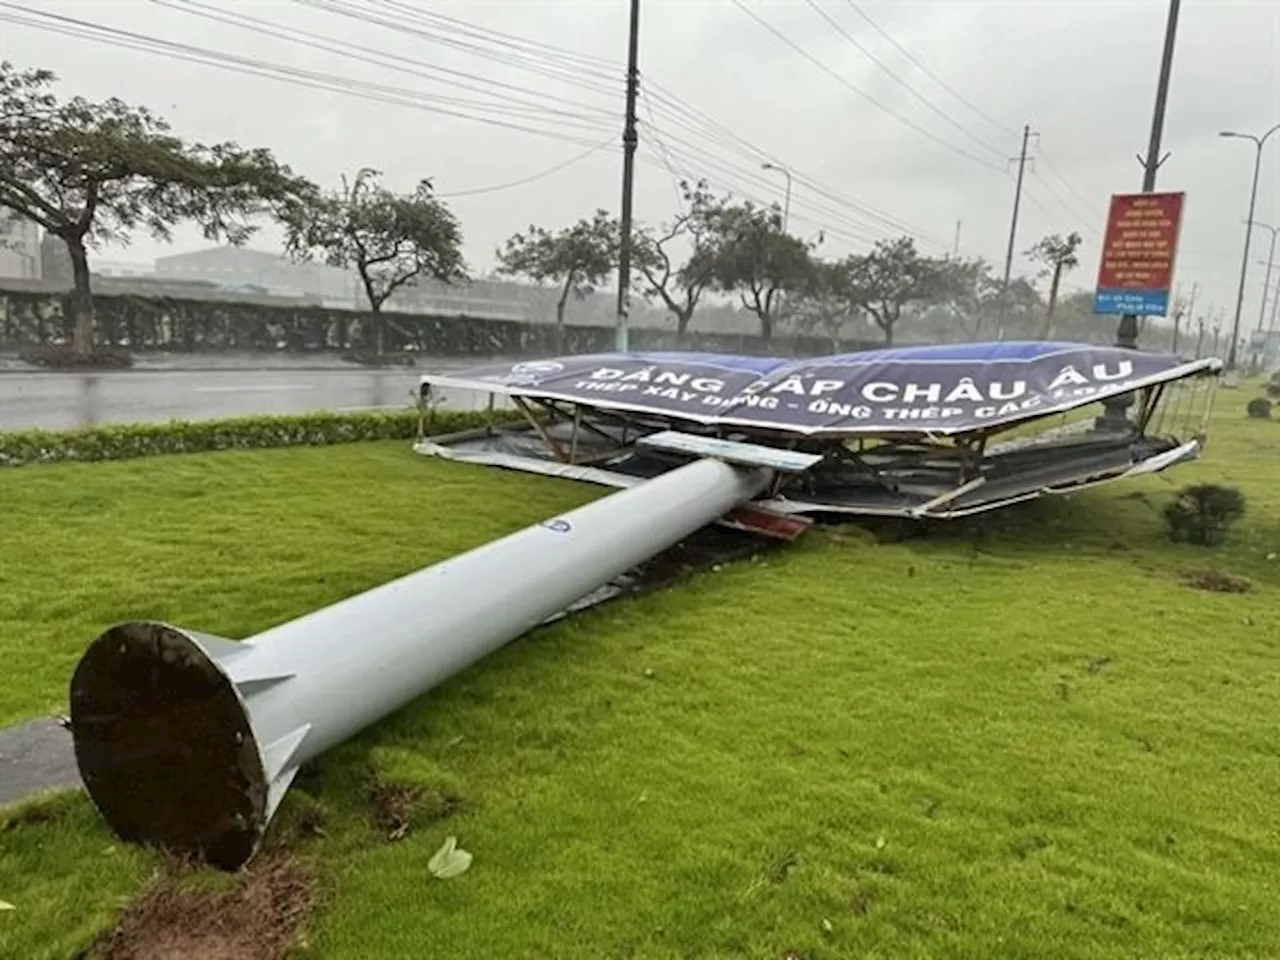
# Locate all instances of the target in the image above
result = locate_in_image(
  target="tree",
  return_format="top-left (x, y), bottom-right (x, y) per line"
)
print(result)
top-left (840, 236), bottom-right (948, 345)
top-left (1026, 231), bottom-right (1083, 338)
top-left (782, 258), bottom-right (858, 350)
top-left (706, 200), bottom-right (813, 343)
top-left (0, 61), bottom-right (314, 355)
top-left (632, 179), bottom-right (725, 341)
top-left (285, 168), bottom-right (465, 356)
top-left (495, 208), bottom-right (619, 350)
top-left (932, 256), bottom-right (994, 340)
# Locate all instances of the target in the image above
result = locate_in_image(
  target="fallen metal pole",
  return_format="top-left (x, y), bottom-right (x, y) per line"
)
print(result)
top-left (68, 456), bottom-right (774, 871)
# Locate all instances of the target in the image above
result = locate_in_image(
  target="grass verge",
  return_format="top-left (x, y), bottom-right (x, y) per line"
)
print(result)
top-left (2, 397), bottom-right (1279, 959)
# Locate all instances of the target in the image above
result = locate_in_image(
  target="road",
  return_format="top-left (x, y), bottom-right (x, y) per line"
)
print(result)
top-left (0, 360), bottom-right (514, 432)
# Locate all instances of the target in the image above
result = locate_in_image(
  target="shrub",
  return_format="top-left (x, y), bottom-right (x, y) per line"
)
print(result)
top-left (1267, 381), bottom-right (1280, 399)
top-left (1162, 484), bottom-right (1247, 547)
top-left (1246, 397), bottom-right (1273, 418)
top-left (0, 408), bottom-right (513, 468)
top-left (18, 345), bottom-right (134, 369)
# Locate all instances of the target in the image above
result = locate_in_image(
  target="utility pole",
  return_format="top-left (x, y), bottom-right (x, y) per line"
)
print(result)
top-left (1270, 271), bottom-right (1280, 336)
top-left (1096, 0), bottom-right (1180, 430)
top-left (1252, 223), bottom-right (1279, 334)
top-left (614, 0), bottom-right (641, 353)
top-left (997, 124), bottom-right (1036, 338)
top-left (953, 220), bottom-right (962, 257)
top-left (1174, 280), bottom-right (1197, 354)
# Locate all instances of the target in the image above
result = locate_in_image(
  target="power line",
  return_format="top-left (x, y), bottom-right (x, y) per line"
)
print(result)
top-left (0, 4), bottom-right (616, 146)
top-left (363, 0), bottom-right (618, 73)
top-left (150, 0), bottom-right (617, 120)
top-left (278, 0), bottom-right (949, 254)
top-left (639, 86), bottom-right (943, 243)
top-left (7, 0), bottom-right (966, 259)
top-left (841, 0), bottom-right (1020, 141)
top-left (729, 0), bottom-right (1008, 175)
top-left (1033, 146), bottom-right (1107, 220)
top-left (801, 0), bottom-right (1008, 161)
top-left (640, 118), bottom-right (890, 246)
top-left (291, 0), bottom-right (620, 92)
top-left (435, 139), bottom-right (616, 198)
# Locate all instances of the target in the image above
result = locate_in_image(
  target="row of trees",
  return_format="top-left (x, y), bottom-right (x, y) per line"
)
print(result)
top-left (496, 178), bottom-right (1086, 349)
top-left (2, 60), bottom-right (1087, 358)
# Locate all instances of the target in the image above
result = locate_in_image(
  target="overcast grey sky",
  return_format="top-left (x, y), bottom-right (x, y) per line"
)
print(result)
top-left (4, 0), bottom-right (1279, 329)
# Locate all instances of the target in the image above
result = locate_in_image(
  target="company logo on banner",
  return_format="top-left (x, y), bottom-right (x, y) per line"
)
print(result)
top-left (1094, 191), bottom-right (1185, 317)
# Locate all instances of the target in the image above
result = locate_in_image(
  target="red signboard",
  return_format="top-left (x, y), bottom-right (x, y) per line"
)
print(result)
top-left (1093, 191), bottom-right (1185, 316)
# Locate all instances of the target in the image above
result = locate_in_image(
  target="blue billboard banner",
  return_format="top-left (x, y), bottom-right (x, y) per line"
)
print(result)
top-left (421, 341), bottom-right (1220, 438)
top-left (1093, 288), bottom-right (1171, 317)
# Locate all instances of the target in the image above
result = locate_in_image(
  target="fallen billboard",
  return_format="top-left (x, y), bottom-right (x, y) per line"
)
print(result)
top-left (421, 341), bottom-right (1215, 438)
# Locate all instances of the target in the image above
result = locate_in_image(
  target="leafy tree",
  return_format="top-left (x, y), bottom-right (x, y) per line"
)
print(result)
top-left (932, 256), bottom-right (995, 340)
top-left (496, 208), bottom-right (619, 349)
top-left (840, 236), bottom-right (948, 345)
top-left (1026, 231), bottom-right (1083, 338)
top-left (782, 258), bottom-right (859, 350)
top-left (284, 167), bottom-right (466, 356)
top-left (632, 179), bottom-right (725, 341)
top-left (0, 61), bottom-right (314, 355)
top-left (706, 200), bottom-right (813, 343)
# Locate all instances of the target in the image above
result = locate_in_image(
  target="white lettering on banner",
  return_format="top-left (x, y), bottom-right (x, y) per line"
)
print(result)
top-left (945, 379), bottom-right (984, 403)
top-left (902, 382), bottom-right (941, 404)
top-left (588, 367), bottom-right (725, 393)
top-left (808, 399), bottom-right (871, 418)
top-left (1048, 366), bottom-right (1089, 390)
top-left (1092, 361), bottom-right (1133, 381)
top-left (988, 380), bottom-right (1027, 400)
top-left (762, 377), bottom-right (851, 398)
top-left (642, 386), bottom-right (703, 403)
top-left (863, 382), bottom-right (898, 403)
top-left (576, 380), bottom-right (639, 393)
top-left (701, 393), bottom-right (780, 410)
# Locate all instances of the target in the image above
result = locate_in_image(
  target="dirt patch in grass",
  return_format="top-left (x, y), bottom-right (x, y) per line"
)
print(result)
top-left (89, 853), bottom-right (316, 960)
top-left (369, 782), bottom-right (421, 842)
top-left (1184, 569), bottom-right (1253, 594)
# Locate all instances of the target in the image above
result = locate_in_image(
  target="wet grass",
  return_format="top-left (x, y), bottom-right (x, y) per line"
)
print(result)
top-left (2, 385), bottom-right (1280, 959)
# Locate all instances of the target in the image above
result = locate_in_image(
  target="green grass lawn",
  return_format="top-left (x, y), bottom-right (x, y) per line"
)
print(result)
top-left (2, 389), bottom-right (1280, 959)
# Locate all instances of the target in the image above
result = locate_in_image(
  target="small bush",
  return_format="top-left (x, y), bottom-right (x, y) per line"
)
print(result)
top-left (18, 345), bottom-right (134, 369)
top-left (1246, 397), bottom-right (1273, 419)
top-left (1163, 484), bottom-right (1247, 547)
top-left (0, 408), bottom-right (511, 467)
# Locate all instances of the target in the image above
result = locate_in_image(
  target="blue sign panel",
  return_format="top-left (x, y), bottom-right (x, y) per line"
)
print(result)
top-left (1093, 288), bottom-right (1170, 317)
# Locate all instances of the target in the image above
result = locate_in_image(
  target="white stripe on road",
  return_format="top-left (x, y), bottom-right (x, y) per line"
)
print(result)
top-left (194, 385), bottom-right (318, 393)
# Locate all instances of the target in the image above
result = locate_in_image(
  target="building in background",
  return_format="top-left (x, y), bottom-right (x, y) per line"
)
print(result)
top-left (0, 209), bottom-right (42, 281)
top-left (154, 246), bottom-right (355, 307)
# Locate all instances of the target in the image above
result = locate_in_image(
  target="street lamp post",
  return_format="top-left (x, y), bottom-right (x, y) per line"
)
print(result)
top-left (761, 162), bottom-right (793, 233)
top-left (1220, 123), bottom-right (1280, 369)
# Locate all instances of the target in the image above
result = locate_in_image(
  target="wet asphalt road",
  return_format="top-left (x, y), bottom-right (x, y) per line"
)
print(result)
top-left (0, 358), bottom-right (514, 432)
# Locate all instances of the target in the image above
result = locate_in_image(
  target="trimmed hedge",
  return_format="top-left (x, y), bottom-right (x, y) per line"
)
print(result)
top-left (0, 408), bottom-right (510, 467)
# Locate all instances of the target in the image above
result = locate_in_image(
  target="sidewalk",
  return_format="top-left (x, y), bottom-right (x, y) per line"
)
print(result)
top-left (0, 717), bottom-right (81, 808)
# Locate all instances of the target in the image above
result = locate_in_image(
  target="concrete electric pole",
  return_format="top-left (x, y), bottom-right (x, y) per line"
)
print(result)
top-left (997, 124), bottom-right (1036, 338)
top-left (614, 0), bottom-right (641, 353)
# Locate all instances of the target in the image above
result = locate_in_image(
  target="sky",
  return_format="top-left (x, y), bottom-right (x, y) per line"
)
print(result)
top-left (3, 0), bottom-right (1279, 332)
